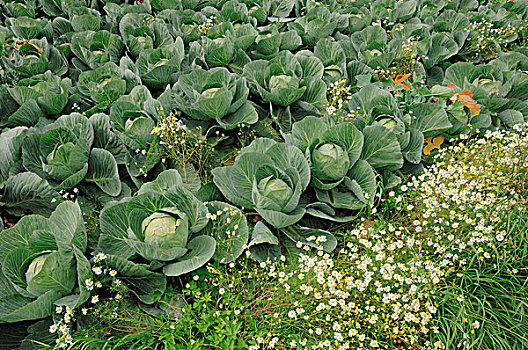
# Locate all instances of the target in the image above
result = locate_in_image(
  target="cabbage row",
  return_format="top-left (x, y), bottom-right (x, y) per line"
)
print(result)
top-left (1, 0), bottom-right (528, 328)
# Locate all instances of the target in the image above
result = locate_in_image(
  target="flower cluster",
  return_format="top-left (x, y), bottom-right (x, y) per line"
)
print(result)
top-left (242, 233), bottom-right (444, 350)
top-left (198, 15), bottom-right (216, 35)
top-left (151, 109), bottom-right (215, 182)
top-left (405, 126), bottom-right (528, 268)
top-left (87, 253), bottom-right (126, 310)
top-left (466, 19), bottom-right (527, 61)
top-left (133, 147), bottom-right (150, 177)
top-left (49, 306), bottom-right (75, 348)
top-left (51, 188), bottom-right (79, 203)
top-left (142, 14), bottom-right (157, 25)
top-left (204, 202), bottom-right (246, 264)
top-left (375, 36), bottom-right (426, 80)
top-left (236, 123), bottom-right (258, 148)
top-left (60, 188), bottom-right (79, 200)
top-left (49, 252), bottom-right (127, 346)
top-left (325, 79), bottom-right (353, 122)
top-left (400, 124), bottom-right (528, 348)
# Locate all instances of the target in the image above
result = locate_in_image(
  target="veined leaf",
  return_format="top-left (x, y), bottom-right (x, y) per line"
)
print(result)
top-left (361, 125), bottom-right (403, 170)
top-left (410, 103), bottom-right (452, 138)
top-left (163, 236), bottom-right (216, 277)
top-left (86, 148), bottom-right (121, 196)
top-left (106, 255), bottom-right (166, 304)
top-left (0, 172), bottom-right (62, 216)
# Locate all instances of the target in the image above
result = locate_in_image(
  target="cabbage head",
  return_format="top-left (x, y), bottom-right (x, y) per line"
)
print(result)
top-left (25, 253), bottom-right (51, 284)
top-left (213, 138), bottom-right (310, 229)
top-left (99, 170), bottom-right (250, 276)
top-left (142, 209), bottom-right (189, 246)
top-left (312, 143), bottom-right (350, 182)
top-left (257, 176), bottom-right (293, 210)
top-left (0, 202), bottom-right (91, 323)
top-left (199, 22), bottom-right (258, 67)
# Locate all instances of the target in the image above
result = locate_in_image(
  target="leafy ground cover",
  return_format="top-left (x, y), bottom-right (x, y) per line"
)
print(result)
top-left (0, 0), bottom-right (528, 349)
top-left (45, 124), bottom-right (528, 350)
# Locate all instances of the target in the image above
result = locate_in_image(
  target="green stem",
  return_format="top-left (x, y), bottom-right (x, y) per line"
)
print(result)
top-left (285, 225), bottom-right (298, 236)
top-left (329, 188), bottom-right (336, 203)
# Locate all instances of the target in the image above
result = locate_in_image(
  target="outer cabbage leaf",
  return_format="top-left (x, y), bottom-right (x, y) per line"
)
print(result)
top-left (163, 236), bottom-right (216, 276)
top-left (360, 124), bottom-right (404, 171)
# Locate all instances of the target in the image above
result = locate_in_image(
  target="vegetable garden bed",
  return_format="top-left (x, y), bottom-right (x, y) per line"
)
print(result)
top-left (0, 0), bottom-right (527, 348)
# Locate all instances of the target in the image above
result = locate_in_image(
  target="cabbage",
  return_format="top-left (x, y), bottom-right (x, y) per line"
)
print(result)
top-left (312, 143), bottom-right (350, 181)
top-left (25, 253), bottom-right (50, 284)
top-left (257, 176), bottom-right (293, 209)
top-left (142, 208), bottom-right (189, 246)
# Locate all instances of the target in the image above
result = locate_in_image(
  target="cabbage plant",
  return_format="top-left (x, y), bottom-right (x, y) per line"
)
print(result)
top-left (248, 25), bottom-right (301, 60)
top-left (199, 22), bottom-right (257, 67)
top-left (243, 50), bottom-right (327, 114)
top-left (172, 67), bottom-right (258, 130)
top-left (107, 85), bottom-right (170, 188)
top-left (288, 6), bottom-right (348, 48)
top-left (119, 13), bottom-right (173, 59)
top-left (348, 85), bottom-right (452, 175)
top-left (5, 16), bottom-right (49, 40)
top-left (212, 138), bottom-right (338, 259)
top-left (1, 37), bottom-right (68, 78)
top-left (70, 62), bottom-right (129, 113)
top-left (70, 30), bottom-right (124, 71)
top-left (98, 170), bottom-right (250, 276)
top-left (1, 71), bottom-right (71, 127)
top-left (21, 113), bottom-right (122, 196)
top-left (283, 117), bottom-right (377, 222)
top-left (0, 202), bottom-right (91, 323)
top-left (212, 138), bottom-right (310, 229)
top-left (313, 38), bottom-right (347, 82)
top-left (2, 1), bottom-right (36, 18)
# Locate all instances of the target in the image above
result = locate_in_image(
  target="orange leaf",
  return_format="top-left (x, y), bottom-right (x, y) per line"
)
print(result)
top-left (458, 89), bottom-right (474, 98)
top-left (27, 41), bottom-right (42, 54)
top-left (391, 73), bottom-right (412, 90)
top-left (423, 134), bottom-right (444, 155)
top-left (448, 85), bottom-right (481, 117)
top-left (456, 90), bottom-right (480, 117)
top-left (457, 95), bottom-right (481, 117)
